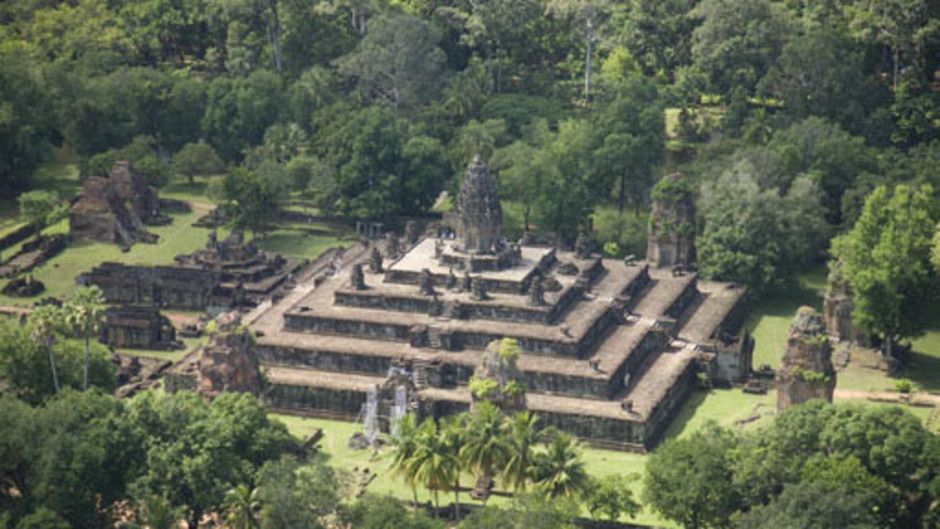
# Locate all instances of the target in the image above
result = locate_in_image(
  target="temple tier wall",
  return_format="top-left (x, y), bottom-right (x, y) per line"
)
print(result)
top-left (284, 303), bottom-right (621, 359)
top-left (262, 381), bottom-right (688, 451)
top-left (256, 342), bottom-right (621, 400)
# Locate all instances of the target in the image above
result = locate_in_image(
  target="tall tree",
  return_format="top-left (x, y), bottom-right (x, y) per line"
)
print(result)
top-left (500, 411), bottom-right (541, 493)
top-left (459, 402), bottom-right (508, 504)
top-left (531, 431), bottom-right (589, 499)
top-left (545, 0), bottom-right (611, 102)
top-left (590, 75), bottom-right (664, 213)
top-left (222, 484), bottom-right (260, 529)
top-left (759, 27), bottom-right (888, 137)
top-left (408, 419), bottom-right (458, 515)
top-left (831, 184), bottom-right (939, 357)
top-left (616, 0), bottom-right (698, 79)
top-left (584, 474), bottom-right (641, 523)
top-left (27, 305), bottom-right (63, 395)
top-left (389, 413), bottom-right (421, 506)
top-left (847, 0), bottom-right (940, 91)
top-left (644, 423), bottom-right (741, 529)
top-left (690, 0), bottom-right (791, 95)
top-left (63, 286), bottom-right (105, 392)
top-left (336, 14), bottom-right (446, 109)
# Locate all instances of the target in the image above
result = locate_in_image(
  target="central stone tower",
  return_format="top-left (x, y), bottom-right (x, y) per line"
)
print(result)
top-left (456, 154), bottom-right (502, 254)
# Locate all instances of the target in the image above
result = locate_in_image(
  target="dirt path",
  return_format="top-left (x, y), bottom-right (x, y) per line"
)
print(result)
top-left (835, 388), bottom-right (940, 406)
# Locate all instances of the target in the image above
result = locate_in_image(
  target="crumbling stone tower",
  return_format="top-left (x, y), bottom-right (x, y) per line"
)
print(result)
top-left (823, 260), bottom-right (864, 343)
top-left (775, 306), bottom-right (836, 411)
top-left (69, 161), bottom-right (160, 248)
top-left (646, 173), bottom-right (695, 268)
top-left (456, 154), bottom-right (502, 254)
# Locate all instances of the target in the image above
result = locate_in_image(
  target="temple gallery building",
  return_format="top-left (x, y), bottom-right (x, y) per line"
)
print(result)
top-left (247, 156), bottom-right (753, 450)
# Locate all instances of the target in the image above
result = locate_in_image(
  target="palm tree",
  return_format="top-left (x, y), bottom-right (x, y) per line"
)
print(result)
top-left (28, 305), bottom-right (62, 393)
top-left (440, 414), bottom-right (467, 520)
top-left (531, 431), bottom-right (589, 499)
top-left (390, 413), bottom-right (421, 506)
top-left (459, 401), bottom-right (508, 504)
top-left (408, 418), bottom-right (458, 516)
top-left (502, 411), bottom-right (542, 492)
top-left (135, 495), bottom-right (183, 529)
top-left (64, 286), bottom-right (104, 391)
top-left (222, 484), bottom-right (260, 529)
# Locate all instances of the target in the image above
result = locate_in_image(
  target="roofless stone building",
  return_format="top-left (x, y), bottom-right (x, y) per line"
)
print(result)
top-left (245, 156), bottom-right (753, 450)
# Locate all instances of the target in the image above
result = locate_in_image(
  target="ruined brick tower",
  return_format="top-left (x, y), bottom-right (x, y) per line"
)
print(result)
top-left (647, 173), bottom-right (695, 268)
top-left (775, 306), bottom-right (836, 411)
top-left (455, 154), bottom-right (502, 254)
top-left (823, 260), bottom-right (865, 343)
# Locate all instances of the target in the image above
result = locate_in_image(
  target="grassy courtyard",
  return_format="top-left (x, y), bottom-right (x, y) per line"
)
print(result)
top-left (272, 386), bottom-right (779, 528)
top-left (0, 169), bottom-right (350, 307)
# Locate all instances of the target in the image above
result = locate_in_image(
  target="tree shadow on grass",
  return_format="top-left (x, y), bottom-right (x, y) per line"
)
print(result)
top-left (751, 283), bottom-right (822, 319)
top-left (660, 390), bottom-right (707, 442)
top-left (899, 351), bottom-right (940, 393)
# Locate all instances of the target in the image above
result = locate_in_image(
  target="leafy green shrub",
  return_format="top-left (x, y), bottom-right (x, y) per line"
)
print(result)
top-left (895, 379), bottom-right (914, 394)
top-left (469, 377), bottom-right (499, 399)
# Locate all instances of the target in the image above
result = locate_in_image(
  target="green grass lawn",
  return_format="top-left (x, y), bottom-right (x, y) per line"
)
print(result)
top-left (0, 173), bottom-right (350, 306)
top-left (0, 205), bottom-right (213, 306)
top-left (746, 267), bottom-right (827, 370)
top-left (270, 387), bottom-right (779, 529)
top-left (118, 336), bottom-right (204, 363)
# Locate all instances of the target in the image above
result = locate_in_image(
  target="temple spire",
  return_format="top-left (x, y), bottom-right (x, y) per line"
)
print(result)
top-left (455, 154), bottom-right (502, 254)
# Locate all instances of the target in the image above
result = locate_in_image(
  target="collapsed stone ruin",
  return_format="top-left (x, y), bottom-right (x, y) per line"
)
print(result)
top-left (100, 305), bottom-right (181, 350)
top-left (245, 156), bottom-right (753, 451)
top-left (822, 259), bottom-right (868, 345)
top-left (69, 161), bottom-right (164, 249)
top-left (647, 173), bottom-right (696, 269)
top-left (78, 230), bottom-right (303, 313)
top-left (165, 311), bottom-right (265, 400)
top-left (775, 306), bottom-right (836, 410)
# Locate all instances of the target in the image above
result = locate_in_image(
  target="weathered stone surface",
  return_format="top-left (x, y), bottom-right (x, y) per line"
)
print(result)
top-left (574, 232), bottom-right (594, 259)
top-left (100, 305), bottom-right (181, 350)
top-left (81, 231), bottom-right (301, 311)
top-left (350, 263), bottom-right (366, 290)
top-left (647, 173), bottom-right (695, 268)
top-left (112, 352), bottom-right (171, 398)
top-left (455, 154), bottom-right (502, 254)
top-left (470, 276), bottom-right (487, 301)
top-left (775, 306), bottom-right (836, 411)
top-left (418, 268), bottom-right (435, 296)
top-left (196, 311), bottom-right (264, 399)
top-left (384, 232), bottom-right (401, 258)
top-left (69, 161), bottom-right (161, 248)
top-left (368, 247), bottom-right (383, 273)
top-left (471, 338), bottom-right (526, 413)
top-left (0, 234), bottom-right (67, 278)
top-left (823, 260), bottom-right (865, 344)
top-left (404, 220), bottom-right (422, 245)
top-left (528, 273), bottom-right (545, 307)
